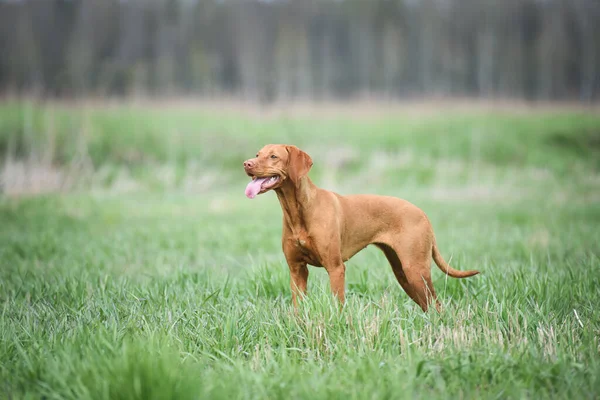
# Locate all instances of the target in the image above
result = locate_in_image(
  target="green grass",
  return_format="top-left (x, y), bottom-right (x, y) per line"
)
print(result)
top-left (1, 101), bottom-right (599, 399)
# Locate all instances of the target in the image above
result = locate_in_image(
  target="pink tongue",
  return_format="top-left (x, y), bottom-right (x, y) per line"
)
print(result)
top-left (245, 177), bottom-right (268, 199)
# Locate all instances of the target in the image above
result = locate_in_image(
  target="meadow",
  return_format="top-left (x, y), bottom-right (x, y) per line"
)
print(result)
top-left (1, 100), bottom-right (599, 399)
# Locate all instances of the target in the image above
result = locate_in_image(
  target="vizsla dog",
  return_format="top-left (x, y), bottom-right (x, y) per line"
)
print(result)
top-left (243, 144), bottom-right (479, 311)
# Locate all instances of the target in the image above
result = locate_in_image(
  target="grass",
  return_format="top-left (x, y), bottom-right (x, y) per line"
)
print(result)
top-left (1, 100), bottom-right (599, 399)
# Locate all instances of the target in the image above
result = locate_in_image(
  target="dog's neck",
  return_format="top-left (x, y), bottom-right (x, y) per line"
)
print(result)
top-left (275, 176), bottom-right (317, 234)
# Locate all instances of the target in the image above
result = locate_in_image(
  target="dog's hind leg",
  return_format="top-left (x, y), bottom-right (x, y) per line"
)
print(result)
top-left (377, 243), bottom-right (427, 310)
top-left (377, 242), bottom-right (440, 312)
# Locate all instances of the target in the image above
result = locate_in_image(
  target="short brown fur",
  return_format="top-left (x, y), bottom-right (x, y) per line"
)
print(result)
top-left (243, 144), bottom-right (479, 311)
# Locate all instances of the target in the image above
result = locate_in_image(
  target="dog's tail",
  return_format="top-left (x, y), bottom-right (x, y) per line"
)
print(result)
top-left (432, 241), bottom-right (479, 278)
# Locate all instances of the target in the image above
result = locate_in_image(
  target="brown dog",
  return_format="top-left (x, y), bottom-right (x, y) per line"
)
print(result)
top-left (243, 144), bottom-right (479, 311)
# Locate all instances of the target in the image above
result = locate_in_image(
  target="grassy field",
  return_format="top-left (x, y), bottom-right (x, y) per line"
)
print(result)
top-left (1, 101), bottom-right (599, 399)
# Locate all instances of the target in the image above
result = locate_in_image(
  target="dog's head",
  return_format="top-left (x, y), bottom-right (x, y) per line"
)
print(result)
top-left (243, 144), bottom-right (313, 199)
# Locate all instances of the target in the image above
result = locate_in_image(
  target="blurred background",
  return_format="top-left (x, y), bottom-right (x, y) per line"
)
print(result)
top-left (0, 0), bottom-right (598, 102)
top-left (0, 0), bottom-right (599, 197)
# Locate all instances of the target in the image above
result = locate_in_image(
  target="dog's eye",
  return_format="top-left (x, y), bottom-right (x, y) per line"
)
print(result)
top-left (270, 155), bottom-right (277, 159)
top-left (256, 154), bottom-right (259, 157)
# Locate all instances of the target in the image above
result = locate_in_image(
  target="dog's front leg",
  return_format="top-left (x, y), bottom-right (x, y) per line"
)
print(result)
top-left (289, 262), bottom-right (308, 308)
top-left (284, 254), bottom-right (309, 309)
top-left (324, 262), bottom-right (346, 305)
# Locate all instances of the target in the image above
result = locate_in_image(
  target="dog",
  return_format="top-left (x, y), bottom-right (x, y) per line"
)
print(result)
top-left (243, 144), bottom-right (479, 311)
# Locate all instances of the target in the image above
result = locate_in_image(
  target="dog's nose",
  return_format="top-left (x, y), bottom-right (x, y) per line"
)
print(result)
top-left (243, 160), bottom-right (255, 169)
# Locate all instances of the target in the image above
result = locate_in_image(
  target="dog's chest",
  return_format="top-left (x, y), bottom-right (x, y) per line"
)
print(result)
top-left (292, 235), bottom-right (322, 267)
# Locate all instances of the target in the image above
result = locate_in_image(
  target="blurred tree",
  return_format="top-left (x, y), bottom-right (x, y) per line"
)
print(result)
top-left (0, 0), bottom-right (596, 102)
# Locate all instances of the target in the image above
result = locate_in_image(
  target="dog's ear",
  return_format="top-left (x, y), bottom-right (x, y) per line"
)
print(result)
top-left (286, 145), bottom-right (313, 185)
